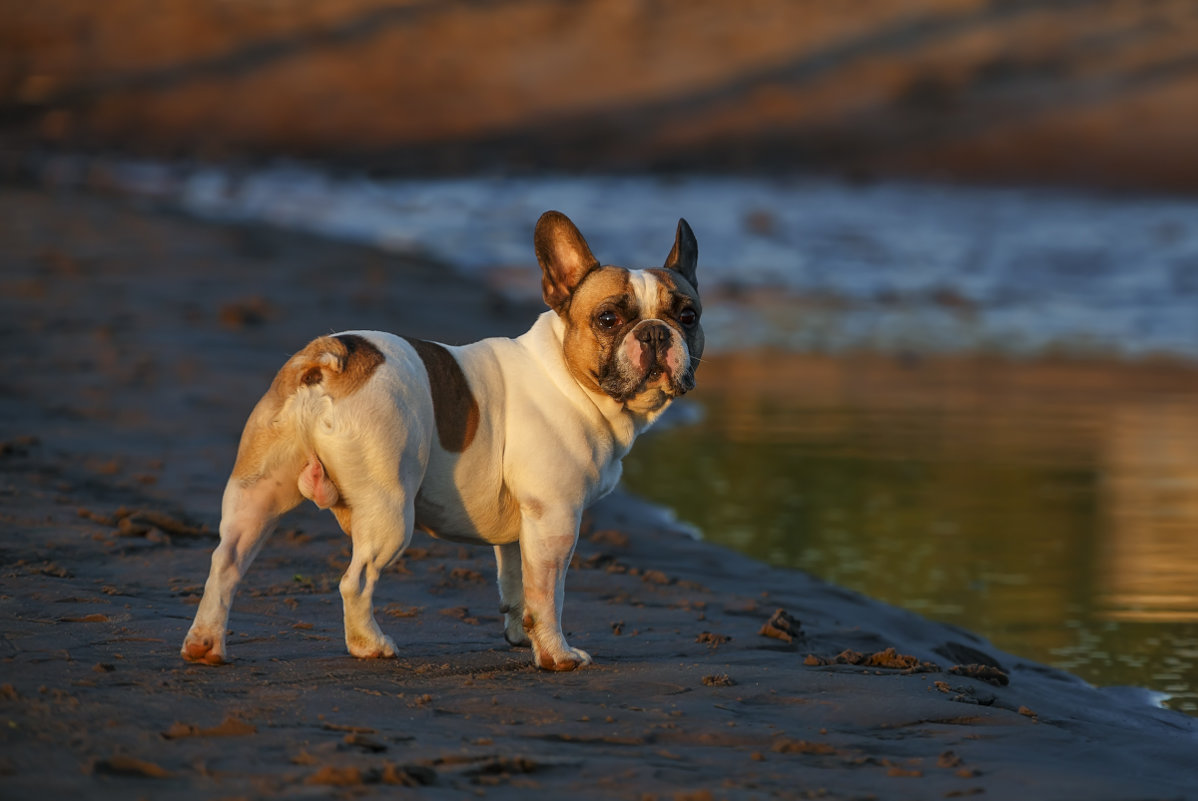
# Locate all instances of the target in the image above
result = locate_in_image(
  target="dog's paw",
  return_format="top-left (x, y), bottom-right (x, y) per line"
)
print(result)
top-left (504, 621), bottom-right (532, 648)
top-left (347, 633), bottom-right (397, 660)
top-left (536, 646), bottom-right (592, 672)
top-left (181, 632), bottom-right (227, 665)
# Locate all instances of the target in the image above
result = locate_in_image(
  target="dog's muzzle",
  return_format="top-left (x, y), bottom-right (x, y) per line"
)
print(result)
top-left (606, 320), bottom-right (691, 401)
top-left (634, 321), bottom-right (673, 380)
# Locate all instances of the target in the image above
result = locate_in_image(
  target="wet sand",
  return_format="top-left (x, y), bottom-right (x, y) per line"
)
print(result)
top-left (1, 186), bottom-right (1196, 799)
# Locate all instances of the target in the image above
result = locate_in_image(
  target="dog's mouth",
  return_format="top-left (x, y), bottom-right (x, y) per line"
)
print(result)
top-left (635, 369), bottom-right (672, 401)
top-left (644, 363), bottom-right (690, 394)
top-left (601, 360), bottom-right (693, 405)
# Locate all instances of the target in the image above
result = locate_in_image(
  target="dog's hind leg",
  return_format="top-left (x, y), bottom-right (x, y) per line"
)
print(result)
top-left (496, 542), bottom-right (531, 647)
top-left (335, 487), bottom-right (413, 659)
top-left (182, 473), bottom-right (302, 664)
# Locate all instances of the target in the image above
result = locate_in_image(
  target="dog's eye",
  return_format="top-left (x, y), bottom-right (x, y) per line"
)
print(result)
top-left (596, 310), bottom-right (621, 331)
top-left (678, 307), bottom-right (698, 327)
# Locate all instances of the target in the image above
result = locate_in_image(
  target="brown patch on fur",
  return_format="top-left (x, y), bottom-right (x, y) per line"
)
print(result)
top-left (230, 334), bottom-right (385, 483)
top-left (269, 333), bottom-right (385, 401)
top-left (561, 267), bottom-right (633, 394)
top-left (330, 334), bottom-right (386, 393)
top-left (274, 334), bottom-right (385, 398)
top-left (404, 338), bottom-right (479, 452)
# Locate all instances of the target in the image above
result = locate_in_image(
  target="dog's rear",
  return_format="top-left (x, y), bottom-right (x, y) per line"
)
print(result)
top-left (230, 333), bottom-right (385, 504)
top-left (181, 333), bottom-right (388, 664)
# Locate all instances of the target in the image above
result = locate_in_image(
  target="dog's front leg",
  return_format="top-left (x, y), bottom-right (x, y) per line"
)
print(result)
top-left (519, 511), bottom-right (591, 671)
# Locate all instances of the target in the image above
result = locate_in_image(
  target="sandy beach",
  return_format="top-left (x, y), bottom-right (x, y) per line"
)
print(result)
top-left (2, 185), bottom-right (1196, 800)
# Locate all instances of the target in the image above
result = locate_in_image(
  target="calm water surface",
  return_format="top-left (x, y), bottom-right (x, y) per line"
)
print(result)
top-left (623, 354), bottom-right (1198, 713)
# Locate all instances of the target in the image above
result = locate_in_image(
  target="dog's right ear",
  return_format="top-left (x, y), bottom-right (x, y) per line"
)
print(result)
top-left (535, 211), bottom-right (600, 314)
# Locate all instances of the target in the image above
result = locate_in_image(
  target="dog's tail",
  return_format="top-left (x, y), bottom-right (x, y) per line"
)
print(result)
top-left (272, 333), bottom-right (386, 401)
top-left (229, 334), bottom-right (386, 498)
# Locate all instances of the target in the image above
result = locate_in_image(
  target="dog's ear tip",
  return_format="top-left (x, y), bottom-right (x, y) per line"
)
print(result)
top-left (535, 211), bottom-right (586, 248)
top-left (677, 218), bottom-right (696, 242)
top-left (537, 210), bottom-right (570, 229)
top-left (664, 218), bottom-right (698, 285)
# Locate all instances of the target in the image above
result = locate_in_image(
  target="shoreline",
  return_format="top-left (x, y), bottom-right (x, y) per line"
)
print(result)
top-left (17, 153), bottom-right (1198, 362)
top-left (2, 186), bottom-right (1196, 799)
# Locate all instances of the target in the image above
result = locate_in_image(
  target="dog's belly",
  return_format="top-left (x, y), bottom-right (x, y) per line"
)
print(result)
top-left (412, 481), bottom-right (522, 546)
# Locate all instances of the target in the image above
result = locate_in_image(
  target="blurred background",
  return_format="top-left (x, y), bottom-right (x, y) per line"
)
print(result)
top-left (4, 0), bottom-right (1198, 711)
top-left (3, 0), bottom-right (1198, 189)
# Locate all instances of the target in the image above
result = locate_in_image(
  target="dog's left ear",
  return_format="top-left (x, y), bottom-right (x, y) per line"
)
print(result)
top-left (663, 218), bottom-right (698, 289)
top-left (535, 211), bottom-right (600, 313)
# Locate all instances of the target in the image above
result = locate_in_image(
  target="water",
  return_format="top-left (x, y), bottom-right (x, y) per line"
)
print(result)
top-left (69, 158), bottom-right (1198, 359)
top-left (623, 354), bottom-right (1198, 713)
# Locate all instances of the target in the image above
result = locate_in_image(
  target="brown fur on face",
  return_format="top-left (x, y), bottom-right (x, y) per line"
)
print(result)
top-left (535, 212), bottom-right (702, 407)
top-left (647, 267), bottom-right (705, 374)
top-left (560, 266), bottom-right (703, 406)
top-left (231, 334), bottom-right (384, 484)
top-left (560, 267), bottom-right (634, 395)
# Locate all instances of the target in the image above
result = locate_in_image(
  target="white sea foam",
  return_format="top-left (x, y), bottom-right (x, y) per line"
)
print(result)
top-left (87, 158), bottom-right (1198, 359)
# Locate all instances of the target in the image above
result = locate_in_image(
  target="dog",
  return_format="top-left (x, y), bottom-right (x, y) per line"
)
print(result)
top-left (181, 210), bottom-right (703, 671)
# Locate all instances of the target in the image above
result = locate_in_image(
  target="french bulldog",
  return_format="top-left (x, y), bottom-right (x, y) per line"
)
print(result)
top-left (181, 210), bottom-right (703, 670)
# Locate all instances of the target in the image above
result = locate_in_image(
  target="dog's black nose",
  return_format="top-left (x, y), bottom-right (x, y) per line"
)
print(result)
top-left (635, 323), bottom-right (670, 350)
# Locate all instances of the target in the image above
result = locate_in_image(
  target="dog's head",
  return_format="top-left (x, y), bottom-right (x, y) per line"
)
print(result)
top-left (535, 210), bottom-right (704, 415)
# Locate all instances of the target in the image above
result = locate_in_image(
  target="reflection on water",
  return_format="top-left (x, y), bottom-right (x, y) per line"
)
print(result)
top-left (1100, 403), bottom-right (1198, 624)
top-left (622, 353), bottom-right (1198, 713)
